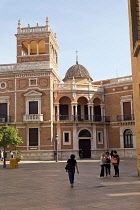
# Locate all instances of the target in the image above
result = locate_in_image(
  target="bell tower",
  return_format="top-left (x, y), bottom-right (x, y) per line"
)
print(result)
top-left (15, 18), bottom-right (59, 71)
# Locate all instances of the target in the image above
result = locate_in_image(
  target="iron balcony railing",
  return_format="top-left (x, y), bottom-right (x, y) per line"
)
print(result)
top-left (0, 116), bottom-right (11, 123)
top-left (117, 114), bottom-right (134, 121)
top-left (54, 115), bottom-right (110, 123)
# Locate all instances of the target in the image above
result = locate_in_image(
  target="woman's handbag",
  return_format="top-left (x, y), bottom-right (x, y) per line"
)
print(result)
top-left (65, 164), bottom-right (72, 170)
top-left (111, 158), bottom-right (118, 164)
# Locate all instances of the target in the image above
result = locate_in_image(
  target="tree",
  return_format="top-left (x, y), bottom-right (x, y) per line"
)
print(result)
top-left (0, 125), bottom-right (23, 148)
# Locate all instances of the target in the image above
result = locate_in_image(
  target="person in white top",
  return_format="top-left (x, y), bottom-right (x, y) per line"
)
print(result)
top-left (1, 150), bottom-right (4, 161)
top-left (10, 151), bottom-right (14, 158)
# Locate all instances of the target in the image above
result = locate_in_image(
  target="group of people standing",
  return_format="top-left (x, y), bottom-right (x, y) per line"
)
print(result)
top-left (65, 150), bottom-right (120, 188)
top-left (100, 150), bottom-right (120, 178)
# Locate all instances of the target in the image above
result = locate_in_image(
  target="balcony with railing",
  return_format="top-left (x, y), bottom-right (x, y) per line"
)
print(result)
top-left (117, 114), bottom-right (134, 122)
top-left (0, 116), bottom-right (11, 123)
top-left (23, 114), bottom-right (43, 122)
top-left (54, 115), bottom-right (110, 123)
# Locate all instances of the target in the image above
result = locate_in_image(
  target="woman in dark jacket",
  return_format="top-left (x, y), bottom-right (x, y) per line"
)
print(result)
top-left (65, 154), bottom-right (79, 187)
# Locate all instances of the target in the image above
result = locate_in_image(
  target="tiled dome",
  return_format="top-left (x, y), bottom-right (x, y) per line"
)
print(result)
top-left (63, 62), bottom-right (93, 81)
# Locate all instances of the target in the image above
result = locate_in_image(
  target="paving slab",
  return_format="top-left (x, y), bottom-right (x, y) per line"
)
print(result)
top-left (0, 158), bottom-right (140, 210)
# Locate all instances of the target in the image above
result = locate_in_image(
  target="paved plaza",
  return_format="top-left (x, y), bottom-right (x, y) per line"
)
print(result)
top-left (0, 158), bottom-right (140, 210)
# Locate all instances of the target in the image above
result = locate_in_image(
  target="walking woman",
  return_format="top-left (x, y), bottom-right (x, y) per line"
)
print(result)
top-left (65, 154), bottom-right (79, 187)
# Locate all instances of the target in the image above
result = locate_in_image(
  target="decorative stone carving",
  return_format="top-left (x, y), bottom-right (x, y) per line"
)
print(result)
top-left (54, 92), bottom-right (58, 100)
top-left (0, 82), bottom-right (6, 89)
top-left (39, 78), bottom-right (48, 87)
top-left (7, 80), bottom-right (13, 89)
top-left (19, 79), bottom-right (28, 89)
top-left (72, 92), bottom-right (76, 100)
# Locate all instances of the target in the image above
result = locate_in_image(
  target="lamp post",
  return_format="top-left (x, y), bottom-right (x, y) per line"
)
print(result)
top-left (2, 126), bottom-right (7, 168)
top-left (55, 134), bottom-right (58, 162)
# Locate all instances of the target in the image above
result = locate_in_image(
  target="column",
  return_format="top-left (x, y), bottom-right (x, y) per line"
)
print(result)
top-left (37, 43), bottom-right (39, 55)
top-left (88, 104), bottom-right (90, 120)
top-left (73, 124), bottom-right (78, 150)
top-left (71, 104), bottom-right (74, 121)
top-left (104, 125), bottom-right (107, 149)
top-left (75, 104), bottom-right (78, 121)
top-left (100, 104), bottom-right (105, 121)
top-left (57, 104), bottom-right (59, 121)
top-left (92, 125), bottom-right (97, 151)
top-left (28, 43), bottom-right (30, 55)
top-left (57, 124), bottom-right (61, 151)
top-left (91, 104), bottom-right (94, 121)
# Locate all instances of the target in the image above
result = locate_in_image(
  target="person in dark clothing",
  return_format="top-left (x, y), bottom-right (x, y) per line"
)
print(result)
top-left (112, 150), bottom-right (120, 177)
top-left (65, 154), bottom-right (79, 187)
top-left (79, 149), bottom-right (83, 159)
top-left (105, 152), bottom-right (111, 177)
top-left (110, 150), bottom-right (114, 158)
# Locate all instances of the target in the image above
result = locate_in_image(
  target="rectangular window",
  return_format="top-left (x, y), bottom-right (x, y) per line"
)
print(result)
top-left (29, 78), bottom-right (37, 86)
top-left (63, 131), bottom-right (71, 145)
top-left (0, 103), bottom-right (7, 122)
top-left (123, 102), bottom-right (131, 120)
top-left (97, 131), bottom-right (103, 144)
top-left (29, 128), bottom-right (38, 146)
top-left (64, 133), bottom-right (69, 142)
top-left (29, 101), bottom-right (38, 114)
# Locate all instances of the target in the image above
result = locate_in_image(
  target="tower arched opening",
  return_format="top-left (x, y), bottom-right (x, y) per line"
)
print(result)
top-left (59, 96), bottom-right (71, 120)
top-left (93, 98), bottom-right (101, 121)
top-left (30, 40), bottom-right (37, 55)
top-left (77, 97), bottom-right (88, 121)
top-left (38, 40), bottom-right (45, 54)
top-left (22, 41), bottom-right (28, 56)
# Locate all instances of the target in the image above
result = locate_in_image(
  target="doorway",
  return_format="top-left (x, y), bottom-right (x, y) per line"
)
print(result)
top-left (79, 139), bottom-right (91, 158)
top-left (78, 129), bottom-right (91, 158)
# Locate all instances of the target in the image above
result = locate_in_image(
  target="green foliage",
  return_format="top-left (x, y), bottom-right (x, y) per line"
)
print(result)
top-left (0, 125), bottom-right (23, 147)
top-left (15, 150), bottom-right (23, 159)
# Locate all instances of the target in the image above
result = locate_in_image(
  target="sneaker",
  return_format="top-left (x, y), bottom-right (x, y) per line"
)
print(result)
top-left (71, 184), bottom-right (73, 188)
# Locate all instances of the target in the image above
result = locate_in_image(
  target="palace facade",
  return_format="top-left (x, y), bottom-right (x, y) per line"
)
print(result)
top-left (0, 18), bottom-right (135, 160)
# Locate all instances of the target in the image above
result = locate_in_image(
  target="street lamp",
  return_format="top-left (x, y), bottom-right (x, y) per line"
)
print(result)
top-left (2, 126), bottom-right (7, 168)
top-left (55, 134), bottom-right (58, 162)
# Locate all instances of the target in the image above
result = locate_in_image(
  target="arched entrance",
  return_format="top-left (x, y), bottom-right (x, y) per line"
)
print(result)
top-left (78, 129), bottom-right (91, 158)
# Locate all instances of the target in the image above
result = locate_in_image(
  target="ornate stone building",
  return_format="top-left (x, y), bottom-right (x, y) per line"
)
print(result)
top-left (0, 18), bottom-right (136, 160)
top-left (128, 0), bottom-right (140, 175)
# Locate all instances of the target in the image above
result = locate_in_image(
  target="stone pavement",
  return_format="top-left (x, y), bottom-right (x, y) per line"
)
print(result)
top-left (0, 158), bottom-right (140, 210)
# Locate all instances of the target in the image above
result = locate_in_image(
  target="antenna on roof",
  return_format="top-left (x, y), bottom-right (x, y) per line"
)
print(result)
top-left (75, 50), bottom-right (78, 64)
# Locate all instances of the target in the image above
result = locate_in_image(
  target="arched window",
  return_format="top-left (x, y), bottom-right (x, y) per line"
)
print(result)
top-left (123, 129), bottom-right (133, 148)
top-left (78, 129), bottom-right (91, 137)
top-left (38, 40), bottom-right (45, 54)
top-left (30, 41), bottom-right (37, 55)
top-left (22, 41), bottom-right (28, 55)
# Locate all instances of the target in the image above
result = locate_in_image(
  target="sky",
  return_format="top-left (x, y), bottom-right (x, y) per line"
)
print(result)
top-left (0, 0), bottom-right (131, 81)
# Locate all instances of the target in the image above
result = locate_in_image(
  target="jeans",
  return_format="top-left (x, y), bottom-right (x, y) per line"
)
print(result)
top-left (114, 164), bottom-right (119, 176)
top-left (105, 164), bottom-right (111, 176)
top-left (100, 165), bottom-right (105, 177)
top-left (68, 167), bottom-right (75, 184)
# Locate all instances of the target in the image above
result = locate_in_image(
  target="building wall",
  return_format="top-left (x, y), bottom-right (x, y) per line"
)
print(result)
top-left (128, 0), bottom-right (140, 175)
